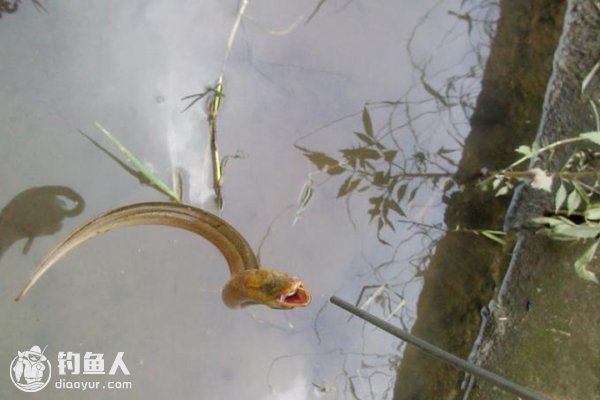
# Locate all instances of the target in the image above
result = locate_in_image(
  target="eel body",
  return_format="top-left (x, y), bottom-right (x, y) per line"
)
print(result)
top-left (15, 202), bottom-right (310, 309)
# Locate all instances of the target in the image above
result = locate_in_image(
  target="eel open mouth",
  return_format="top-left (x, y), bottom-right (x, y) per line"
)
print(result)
top-left (279, 281), bottom-right (311, 307)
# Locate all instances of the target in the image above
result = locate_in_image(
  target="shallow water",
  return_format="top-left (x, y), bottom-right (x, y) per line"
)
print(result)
top-left (0, 1), bottom-right (501, 398)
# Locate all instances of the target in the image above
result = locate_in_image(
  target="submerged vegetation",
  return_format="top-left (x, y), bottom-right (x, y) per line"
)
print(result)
top-left (181, 76), bottom-right (226, 209)
top-left (87, 1), bottom-right (252, 210)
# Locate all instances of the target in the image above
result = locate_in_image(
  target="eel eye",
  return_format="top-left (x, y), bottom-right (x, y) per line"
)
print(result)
top-left (261, 281), bottom-right (279, 295)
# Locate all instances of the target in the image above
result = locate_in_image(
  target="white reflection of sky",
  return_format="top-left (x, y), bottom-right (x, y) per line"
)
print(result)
top-left (0, 0), bottom-right (487, 399)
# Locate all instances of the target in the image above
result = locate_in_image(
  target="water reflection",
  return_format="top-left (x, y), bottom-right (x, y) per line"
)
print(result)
top-left (296, 106), bottom-right (458, 245)
top-left (0, 0), bottom-right (566, 398)
top-left (298, 0), bottom-right (562, 398)
top-left (296, 0), bottom-right (502, 247)
top-left (0, 186), bottom-right (84, 261)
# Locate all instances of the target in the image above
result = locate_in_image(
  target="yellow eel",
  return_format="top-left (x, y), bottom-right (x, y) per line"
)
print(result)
top-left (14, 202), bottom-right (311, 309)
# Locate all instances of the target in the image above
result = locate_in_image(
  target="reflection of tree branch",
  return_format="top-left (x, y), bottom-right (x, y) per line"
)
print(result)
top-left (31, 0), bottom-right (46, 13)
top-left (305, 0), bottom-right (326, 25)
top-left (298, 1), bottom-right (503, 398)
top-left (297, 0), bottom-right (500, 250)
top-left (297, 111), bottom-right (459, 243)
top-left (305, 0), bottom-right (356, 25)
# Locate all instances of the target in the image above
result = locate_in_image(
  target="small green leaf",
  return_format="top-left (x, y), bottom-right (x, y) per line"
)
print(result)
top-left (368, 209), bottom-right (378, 221)
top-left (341, 148), bottom-right (380, 162)
top-left (492, 177), bottom-right (502, 190)
top-left (386, 199), bottom-right (405, 217)
top-left (362, 159), bottom-right (376, 171)
top-left (293, 179), bottom-right (313, 226)
top-left (362, 107), bottom-right (374, 137)
top-left (383, 150), bottom-right (397, 163)
top-left (573, 240), bottom-right (600, 284)
top-left (481, 230), bottom-right (506, 246)
top-left (566, 189), bottom-right (582, 215)
top-left (555, 183), bottom-right (567, 212)
top-left (337, 177), bottom-right (361, 198)
top-left (373, 171), bottom-right (390, 186)
top-left (532, 216), bottom-right (566, 227)
top-left (408, 186), bottom-right (419, 203)
top-left (413, 152), bottom-right (427, 164)
top-left (377, 234), bottom-right (390, 246)
top-left (554, 224), bottom-right (600, 239)
top-left (579, 131), bottom-right (600, 145)
top-left (437, 147), bottom-right (457, 155)
top-left (572, 181), bottom-right (590, 205)
top-left (303, 150), bottom-right (340, 171)
top-left (420, 75), bottom-right (449, 107)
top-left (297, 181), bottom-right (313, 208)
top-left (584, 203), bottom-right (600, 221)
top-left (381, 202), bottom-right (396, 230)
top-left (368, 207), bottom-right (379, 221)
top-left (368, 197), bottom-right (381, 221)
top-left (362, 149), bottom-right (381, 160)
top-left (354, 132), bottom-right (377, 146)
top-left (495, 186), bottom-right (509, 196)
top-left (327, 165), bottom-right (345, 175)
top-left (369, 197), bottom-right (382, 206)
top-left (396, 184), bottom-right (408, 201)
top-left (515, 145), bottom-right (532, 156)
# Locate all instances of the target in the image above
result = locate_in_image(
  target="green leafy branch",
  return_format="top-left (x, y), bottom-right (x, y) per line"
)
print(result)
top-left (532, 203), bottom-right (600, 284)
top-left (482, 131), bottom-right (600, 283)
top-left (483, 132), bottom-right (600, 196)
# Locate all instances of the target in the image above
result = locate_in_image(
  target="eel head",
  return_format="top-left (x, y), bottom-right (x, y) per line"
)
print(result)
top-left (222, 269), bottom-right (311, 309)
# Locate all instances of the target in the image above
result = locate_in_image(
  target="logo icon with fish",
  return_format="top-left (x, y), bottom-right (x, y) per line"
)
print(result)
top-left (9, 345), bottom-right (51, 392)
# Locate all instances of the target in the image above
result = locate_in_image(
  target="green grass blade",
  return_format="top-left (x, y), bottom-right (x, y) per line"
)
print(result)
top-left (480, 230), bottom-right (506, 245)
top-left (94, 122), bottom-right (181, 202)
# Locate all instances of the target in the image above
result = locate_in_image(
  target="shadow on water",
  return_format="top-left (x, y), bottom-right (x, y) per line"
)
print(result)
top-left (0, 186), bottom-right (85, 262)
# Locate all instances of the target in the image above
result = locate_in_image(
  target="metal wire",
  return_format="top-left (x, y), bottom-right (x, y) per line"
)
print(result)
top-left (329, 296), bottom-right (553, 400)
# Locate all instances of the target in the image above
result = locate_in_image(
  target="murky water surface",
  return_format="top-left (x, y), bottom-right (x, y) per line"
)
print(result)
top-left (0, 1), bottom-right (498, 398)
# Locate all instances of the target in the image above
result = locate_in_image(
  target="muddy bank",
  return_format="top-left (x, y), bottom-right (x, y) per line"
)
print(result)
top-left (393, 1), bottom-right (566, 399)
top-left (467, 0), bottom-right (600, 399)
